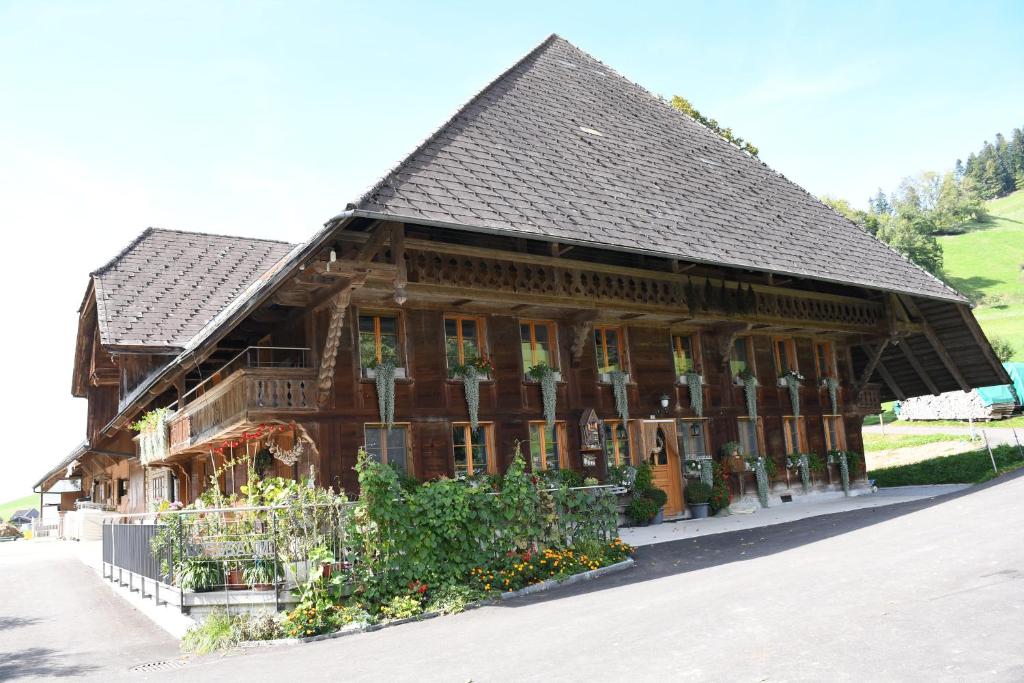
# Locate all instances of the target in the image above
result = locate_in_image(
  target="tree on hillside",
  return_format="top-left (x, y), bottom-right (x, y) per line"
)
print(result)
top-left (821, 196), bottom-right (880, 234)
top-left (963, 126), bottom-right (1024, 200)
top-left (989, 336), bottom-right (1015, 363)
top-left (875, 209), bottom-right (944, 275)
top-left (669, 95), bottom-right (759, 156)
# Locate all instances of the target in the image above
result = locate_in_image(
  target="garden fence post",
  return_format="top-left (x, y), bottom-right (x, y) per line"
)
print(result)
top-left (1013, 429), bottom-right (1024, 461)
top-left (983, 431), bottom-right (997, 474)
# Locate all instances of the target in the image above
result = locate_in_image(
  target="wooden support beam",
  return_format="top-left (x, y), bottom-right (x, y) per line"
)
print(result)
top-left (872, 352), bottom-right (906, 401)
top-left (855, 341), bottom-right (889, 397)
top-left (392, 222), bottom-right (407, 305)
top-left (316, 285), bottom-right (361, 407)
top-left (353, 222), bottom-right (395, 263)
top-left (898, 340), bottom-right (940, 396)
top-left (568, 310), bottom-right (599, 367)
top-left (898, 295), bottom-right (970, 392)
top-left (956, 303), bottom-right (1009, 379)
top-left (711, 322), bottom-right (752, 368)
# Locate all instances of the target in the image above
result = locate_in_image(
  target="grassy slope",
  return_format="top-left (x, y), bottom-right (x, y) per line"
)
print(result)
top-left (868, 445), bottom-right (1022, 486)
top-left (0, 494), bottom-right (38, 523)
top-left (862, 432), bottom-right (969, 451)
top-left (939, 190), bottom-right (1024, 359)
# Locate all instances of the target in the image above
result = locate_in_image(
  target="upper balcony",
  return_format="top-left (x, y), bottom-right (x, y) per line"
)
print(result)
top-left (168, 347), bottom-right (316, 455)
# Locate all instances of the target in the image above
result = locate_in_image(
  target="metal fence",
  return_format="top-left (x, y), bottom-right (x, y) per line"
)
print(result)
top-left (101, 503), bottom-right (354, 613)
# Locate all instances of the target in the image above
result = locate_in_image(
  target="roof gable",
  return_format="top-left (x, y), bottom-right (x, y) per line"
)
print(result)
top-left (91, 228), bottom-right (294, 348)
top-left (357, 34), bottom-right (962, 302)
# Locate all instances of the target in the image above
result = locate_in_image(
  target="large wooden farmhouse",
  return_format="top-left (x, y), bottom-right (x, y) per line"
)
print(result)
top-left (36, 35), bottom-right (1009, 519)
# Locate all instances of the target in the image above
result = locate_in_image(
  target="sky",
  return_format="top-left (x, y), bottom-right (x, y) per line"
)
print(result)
top-left (1, 0), bottom-right (1022, 503)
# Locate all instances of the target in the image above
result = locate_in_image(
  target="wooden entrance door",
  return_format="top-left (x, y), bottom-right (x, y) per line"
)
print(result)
top-left (638, 420), bottom-right (684, 517)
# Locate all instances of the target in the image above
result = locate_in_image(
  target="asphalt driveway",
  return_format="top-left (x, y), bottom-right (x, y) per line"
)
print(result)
top-left (160, 468), bottom-right (1024, 682)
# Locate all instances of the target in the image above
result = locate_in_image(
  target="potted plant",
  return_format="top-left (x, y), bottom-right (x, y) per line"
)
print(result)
top-left (685, 481), bottom-right (712, 518)
top-left (243, 558), bottom-right (277, 591)
top-left (626, 462), bottom-right (668, 525)
top-left (626, 496), bottom-right (659, 526)
top-left (176, 557), bottom-right (224, 593)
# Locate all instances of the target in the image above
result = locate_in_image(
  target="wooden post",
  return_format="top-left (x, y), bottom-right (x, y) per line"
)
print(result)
top-left (1013, 429), bottom-right (1024, 461)
top-left (879, 410), bottom-right (885, 436)
top-left (982, 430), bottom-right (997, 474)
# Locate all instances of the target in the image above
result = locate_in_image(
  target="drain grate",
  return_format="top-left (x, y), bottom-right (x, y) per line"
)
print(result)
top-left (129, 660), bottom-right (185, 673)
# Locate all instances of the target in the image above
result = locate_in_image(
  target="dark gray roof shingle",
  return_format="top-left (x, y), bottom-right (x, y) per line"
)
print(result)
top-left (92, 228), bottom-right (294, 348)
top-left (357, 35), bottom-right (962, 302)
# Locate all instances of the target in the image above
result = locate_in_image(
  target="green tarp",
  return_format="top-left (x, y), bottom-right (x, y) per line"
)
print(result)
top-left (976, 362), bottom-right (1024, 406)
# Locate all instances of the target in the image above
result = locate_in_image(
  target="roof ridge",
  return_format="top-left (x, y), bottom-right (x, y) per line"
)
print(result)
top-left (353, 33), bottom-right (561, 211)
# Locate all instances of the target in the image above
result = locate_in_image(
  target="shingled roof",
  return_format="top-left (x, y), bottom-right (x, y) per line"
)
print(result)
top-left (91, 228), bottom-right (294, 348)
top-left (357, 34), bottom-right (963, 303)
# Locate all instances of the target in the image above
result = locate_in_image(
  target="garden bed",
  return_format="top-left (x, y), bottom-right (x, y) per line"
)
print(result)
top-left (236, 557), bottom-right (635, 649)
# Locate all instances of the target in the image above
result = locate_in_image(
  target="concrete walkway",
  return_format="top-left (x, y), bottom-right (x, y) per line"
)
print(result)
top-left (0, 540), bottom-right (180, 681)
top-left (619, 484), bottom-right (968, 547)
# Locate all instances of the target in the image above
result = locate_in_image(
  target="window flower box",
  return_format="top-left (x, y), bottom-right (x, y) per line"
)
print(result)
top-left (525, 371), bottom-right (562, 383)
top-left (678, 374), bottom-right (707, 387)
top-left (599, 372), bottom-right (629, 384)
top-left (363, 367), bottom-right (407, 380)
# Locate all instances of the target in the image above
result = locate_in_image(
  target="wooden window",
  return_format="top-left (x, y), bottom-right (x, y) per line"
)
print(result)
top-left (737, 417), bottom-right (764, 457)
top-left (773, 337), bottom-right (799, 375)
top-left (672, 334), bottom-right (698, 376)
top-left (364, 424), bottom-right (411, 475)
top-left (815, 341), bottom-right (837, 379)
top-left (823, 416), bottom-right (847, 452)
top-left (358, 312), bottom-right (402, 371)
top-left (782, 416), bottom-right (808, 455)
top-left (594, 326), bottom-right (626, 375)
top-left (116, 478), bottom-right (128, 501)
top-left (730, 337), bottom-right (755, 378)
top-left (677, 418), bottom-right (711, 458)
top-left (452, 423), bottom-right (494, 476)
top-left (603, 420), bottom-right (632, 468)
top-left (445, 316), bottom-right (485, 376)
top-left (520, 320), bottom-right (558, 374)
top-left (529, 421), bottom-right (567, 471)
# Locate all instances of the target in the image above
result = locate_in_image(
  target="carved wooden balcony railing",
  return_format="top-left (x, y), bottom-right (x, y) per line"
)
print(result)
top-left (402, 248), bottom-right (886, 332)
top-left (168, 366), bottom-right (316, 455)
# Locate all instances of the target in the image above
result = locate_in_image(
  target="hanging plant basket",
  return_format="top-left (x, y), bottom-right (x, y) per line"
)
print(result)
top-left (528, 363), bottom-right (558, 428)
top-left (822, 376), bottom-right (840, 415)
top-left (738, 369), bottom-right (759, 419)
top-left (373, 359), bottom-right (397, 429)
top-left (453, 356), bottom-right (494, 430)
top-left (684, 372), bottom-right (704, 417)
top-left (610, 370), bottom-right (629, 423)
top-left (781, 371), bottom-right (804, 416)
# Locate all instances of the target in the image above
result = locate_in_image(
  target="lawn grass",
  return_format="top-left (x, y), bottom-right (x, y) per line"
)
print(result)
top-left (939, 190), bottom-right (1024, 359)
top-left (0, 494), bottom-right (38, 523)
top-left (879, 416), bottom-right (1024, 430)
top-left (862, 432), bottom-right (970, 452)
top-left (868, 445), bottom-right (1023, 486)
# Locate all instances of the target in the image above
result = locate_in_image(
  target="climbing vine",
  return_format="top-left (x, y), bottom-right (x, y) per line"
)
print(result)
top-left (373, 359), bottom-right (396, 429)
top-left (610, 370), bottom-right (629, 423)
top-left (528, 362), bottom-right (558, 428)
top-left (685, 371), bottom-right (704, 417)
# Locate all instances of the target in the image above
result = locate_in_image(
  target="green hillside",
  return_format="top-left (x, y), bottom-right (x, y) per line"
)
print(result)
top-left (0, 494), bottom-right (38, 523)
top-left (940, 190), bottom-right (1024, 360)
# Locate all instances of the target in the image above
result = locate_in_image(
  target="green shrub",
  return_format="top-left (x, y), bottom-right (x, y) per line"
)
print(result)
top-left (626, 496), bottom-right (659, 524)
top-left (558, 469), bottom-right (584, 488)
top-left (684, 481), bottom-right (712, 505)
top-left (869, 445), bottom-right (1021, 486)
top-left (634, 462), bottom-right (654, 491)
top-left (709, 462), bottom-right (730, 514)
top-left (424, 584), bottom-right (482, 615)
top-left (645, 486), bottom-right (668, 508)
top-left (379, 594), bottom-right (423, 621)
top-left (337, 604), bottom-right (373, 626)
top-left (233, 613), bottom-right (284, 642)
top-left (282, 601), bottom-right (339, 638)
top-left (181, 610), bottom-right (238, 654)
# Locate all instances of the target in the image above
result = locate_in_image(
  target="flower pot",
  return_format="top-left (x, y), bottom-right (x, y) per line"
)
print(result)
top-left (226, 568), bottom-right (246, 590)
top-left (599, 372), bottom-right (630, 384)
top-left (651, 508), bottom-right (664, 525)
top-left (688, 503), bottom-right (710, 519)
top-left (364, 367), bottom-right (407, 379)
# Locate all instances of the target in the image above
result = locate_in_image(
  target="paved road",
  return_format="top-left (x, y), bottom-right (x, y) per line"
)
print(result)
top-left (157, 470), bottom-right (1024, 682)
top-left (0, 541), bottom-right (179, 681)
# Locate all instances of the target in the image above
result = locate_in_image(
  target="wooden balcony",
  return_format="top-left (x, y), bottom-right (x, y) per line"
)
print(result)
top-left (169, 366), bottom-right (317, 455)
